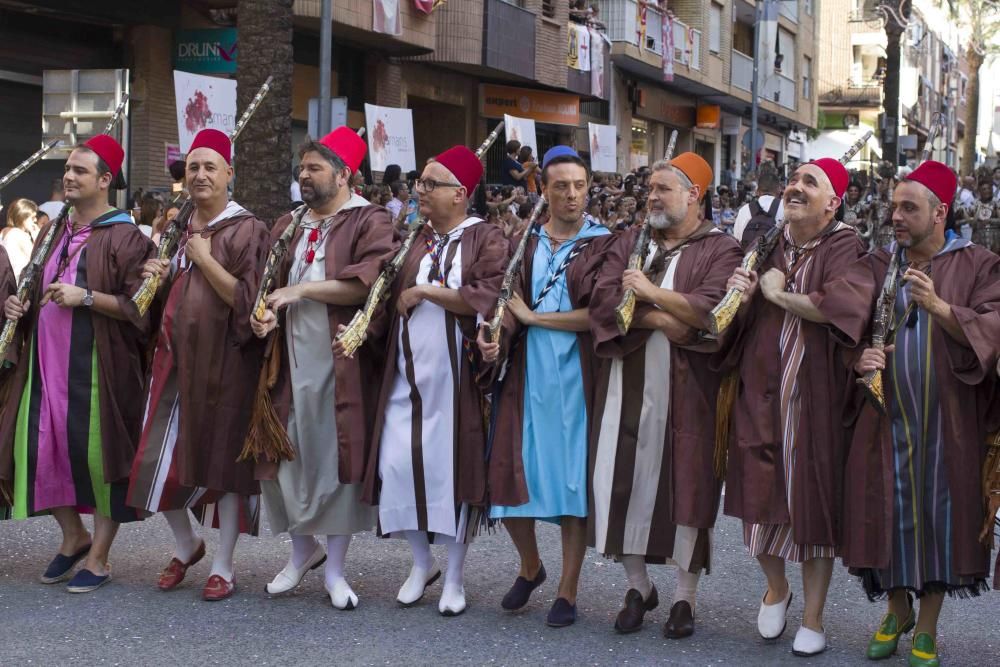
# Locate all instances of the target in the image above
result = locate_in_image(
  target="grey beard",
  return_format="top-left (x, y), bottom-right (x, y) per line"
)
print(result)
top-left (648, 211), bottom-right (672, 229)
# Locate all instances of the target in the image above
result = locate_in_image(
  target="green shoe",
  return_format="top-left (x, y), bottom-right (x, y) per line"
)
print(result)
top-left (867, 608), bottom-right (916, 660)
top-left (909, 632), bottom-right (940, 667)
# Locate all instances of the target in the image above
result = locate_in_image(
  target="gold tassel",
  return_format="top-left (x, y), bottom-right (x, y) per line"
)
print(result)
top-left (979, 430), bottom-right (1000, 545)
top-left (714, 370), bottom-right (738, 480)
top-left (238, 337), bottom-right (296, 463)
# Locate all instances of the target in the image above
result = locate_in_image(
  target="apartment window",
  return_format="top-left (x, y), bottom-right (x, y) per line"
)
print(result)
top-left (542, 0), bottom-right (555, 19)
top-left (709, 3), bottom-right (723, 54)
top-left (804, 0), bottom-right (813, 15)
top-left (803, 55), bottom-right (812, 99)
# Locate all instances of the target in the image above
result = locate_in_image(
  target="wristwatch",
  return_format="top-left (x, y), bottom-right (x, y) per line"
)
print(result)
top-left (82, 289), bottom-right (94, 308)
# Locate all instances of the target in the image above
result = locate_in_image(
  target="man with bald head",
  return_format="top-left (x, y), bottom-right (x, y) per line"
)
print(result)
top-left (801, 161), bottom-right (1000, 666)
top-left (127, 129), bottom-right (270, 601)
top-left (0, 135), bottom-right (153, 593)
top-left (357, 145), bottom-right (507, 616)
top-left (720, 158), bottom-right (865, 656)
top-left (587, 153), bottom-right (743, 637)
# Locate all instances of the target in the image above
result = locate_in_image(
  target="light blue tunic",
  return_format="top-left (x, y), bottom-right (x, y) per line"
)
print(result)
top-left (490, 220), bottom-right (609, 522)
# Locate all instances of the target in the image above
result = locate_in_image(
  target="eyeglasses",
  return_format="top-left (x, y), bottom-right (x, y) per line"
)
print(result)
top-left (414, 178), bottom-right (463, 193)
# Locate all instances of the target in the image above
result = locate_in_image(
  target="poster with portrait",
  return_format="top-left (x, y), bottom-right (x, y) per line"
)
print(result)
top-left (588, 123), bottom-right (617, 173)
top-left (364, 103), bottom-right (416, 172)
top-left (503, 114), bottom-right (537, 155)
top-left (173, 70), bottom-right (237, 153)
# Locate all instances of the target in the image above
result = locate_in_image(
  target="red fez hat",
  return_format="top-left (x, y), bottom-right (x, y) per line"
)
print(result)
top-left (319, 127), bottom-right (366, 173)
top-left (189, 128), bottom-right (232, 165)
top-left (83, 134), bottom-right (124, 178)
top-left (904, 161), bottom-right (957, 209)
top-left (806, 157), bottom-right (849, 199)
top-left (435, 146), bottom-right (483, 194)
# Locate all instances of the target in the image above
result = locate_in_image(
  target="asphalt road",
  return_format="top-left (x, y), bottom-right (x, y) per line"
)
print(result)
top-left (1, 509), bottom-right (997, 666)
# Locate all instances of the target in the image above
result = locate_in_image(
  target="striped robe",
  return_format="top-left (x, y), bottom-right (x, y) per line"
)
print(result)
top-left (588, 226), bottom-right (741, 570)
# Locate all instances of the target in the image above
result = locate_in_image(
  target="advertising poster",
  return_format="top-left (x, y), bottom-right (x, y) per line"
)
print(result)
top-left (364, 103), bottom-right (416, 172)
top-left (503, 114), bottom-right (538, 154)
top-left (173, 71), bottom-right (236, 153)
top-left (588, 123), bottom-right (617, 173)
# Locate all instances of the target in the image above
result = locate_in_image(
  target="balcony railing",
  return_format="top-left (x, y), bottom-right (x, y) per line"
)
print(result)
top-left (599, 0), bottom-right (700, 70)
top-left (771, 73), bottom-right (796, 110)
top-left (484, 0), bottom-right (535, 79)
top-left (732, 50), bottom-right (753, 91)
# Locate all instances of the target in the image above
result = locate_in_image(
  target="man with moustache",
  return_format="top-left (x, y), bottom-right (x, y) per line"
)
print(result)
top-left (586, 153), bottom-right (743, 637)
top-left (794, 162), bottom-right (1000, 666)
top-left (720, 158), bottom-right (865, 656)
top-left (478, 146), bottom-right (610, 628)
top-left (356, 145), bottom-right (507, 616)
top-left (0, 135), bottom-right (153, 592)
top-left (250, 128), bottom-right (397, 609)
top-left (127, 129), bottom-right (270, 601)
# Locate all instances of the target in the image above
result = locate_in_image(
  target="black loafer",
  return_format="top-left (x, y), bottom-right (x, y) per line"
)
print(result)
top-left (546, 597), bottom-right (577, 628)
top-left (66, 568), bottom-right (112, 594)
top-left (501, 563), bottom-right (547, 611)
top-left (40, 544), bottom-right (92, 584)
top-left (614, 587), bottom-right (659, 633)
top-left (664, 600), bottom-right (695, 639)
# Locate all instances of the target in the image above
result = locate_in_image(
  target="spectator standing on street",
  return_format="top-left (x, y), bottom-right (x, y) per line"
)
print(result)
top-left (502, 140), bottom-right (536, 187)
top-left (37, 178), bottom-right (65, 221)
top-left (0, 198), bottom-right (40, 278)
top-left (733, 165), bottom-right (784, 245)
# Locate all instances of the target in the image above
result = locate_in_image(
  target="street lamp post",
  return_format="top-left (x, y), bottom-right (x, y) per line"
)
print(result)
top-left (749, 0), bottom-right (765, 174)
top-left (319, 0), bottom-right (333, 136)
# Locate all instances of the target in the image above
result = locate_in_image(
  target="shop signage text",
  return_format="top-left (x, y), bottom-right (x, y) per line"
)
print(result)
top-left (481, 84), bottom-right (580, 126)
top-left (174, 29), bottom-right (238, 74)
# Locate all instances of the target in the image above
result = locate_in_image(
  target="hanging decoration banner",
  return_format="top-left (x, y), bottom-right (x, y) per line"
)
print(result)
top-left (588, 122), bottom-right (617, 173)
top-left (173, 70), bottom-right (237, 153)
top-left (373, 0), bottom-right (402, 36)
top-left (663, 13), bottom-right (675, 82)
top-left (364, 103), bottom-right (416, 172)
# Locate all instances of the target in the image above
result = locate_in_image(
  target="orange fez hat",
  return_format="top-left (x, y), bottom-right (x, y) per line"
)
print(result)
top-left (669, 152), bottom-right (713, 199)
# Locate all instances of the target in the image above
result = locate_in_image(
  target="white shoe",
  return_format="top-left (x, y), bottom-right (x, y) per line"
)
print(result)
top-left (396, 561), bottom-right (441, 606)
top-left (438, 581), bottom-right (467, 616)
top-left (792, 625), bottom-right (827, 656)
top-left (265, 543), bottom-right (326, 595)
top-left (326, 577), bottom-right (358, 610)
top-left (757, 586), bottom-right (793, 640)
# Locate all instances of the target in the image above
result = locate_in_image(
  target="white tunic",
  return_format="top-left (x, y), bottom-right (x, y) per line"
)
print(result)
top-left (377, 217), bottom-right (481, 542)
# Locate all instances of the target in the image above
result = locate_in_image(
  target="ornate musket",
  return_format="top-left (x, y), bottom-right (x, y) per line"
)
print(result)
top-left (855, 114), bottom-right (945, 411)
top-left (0, 139), bottom-right (61, 195)
top-left (131, 77), bottom-right (274, 316)
top-left (614, 129), bottom-right (678, 334)
top-left (0, 94), bottom-right (132, 360)
top-left (706, 130), bottom-right (873, 336)
top-left (484, 195), bottom-right (548, 347)
top-left (334, 121), bottom-right (506, 356)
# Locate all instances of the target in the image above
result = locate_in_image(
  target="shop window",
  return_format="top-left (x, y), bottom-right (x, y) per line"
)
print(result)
top-left (630, 119), bottom-right (650, 171)
top-left (803, 55), bottom-right (811, 99)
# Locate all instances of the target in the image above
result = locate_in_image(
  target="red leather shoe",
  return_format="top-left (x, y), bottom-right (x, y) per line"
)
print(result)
top-left (157, 541), bottom-right (206, 591)
top-left (202, 574), bottom-right (236, 601)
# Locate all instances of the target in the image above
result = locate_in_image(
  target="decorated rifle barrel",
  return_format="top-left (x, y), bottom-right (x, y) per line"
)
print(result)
top-left (252, 205), bottom-right (308, 322)
top-left (0, 203), bottom-right (70, 359)
top-left (231, 76), bottom-right (273, 143)
top-left (102, 93), bottom-right (130, 135)
top-left (856, 248), bottom-right (903, 413)
top-left (131, 200), bottom-right (194, 316)
top-left (840, 130), bottom-right (872, 165)
top-left (920, 113), bottom-right (945, 163)
top-left (0, 139), bottom-right (61, 191)
top-left (614, 130), bottom-right (679, 335)
top-left (335, 126), bottom-right (506, 355)
top-left (487, 196), bottom-right (548, 347)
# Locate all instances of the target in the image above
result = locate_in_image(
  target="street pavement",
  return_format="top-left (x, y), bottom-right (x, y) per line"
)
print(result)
top-left (1, 508), bottom-right (997, 666)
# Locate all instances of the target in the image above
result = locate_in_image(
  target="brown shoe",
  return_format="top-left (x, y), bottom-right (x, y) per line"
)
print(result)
top-left (664, 600), bottom-right (695, 639)
top-left (157, 541), bottom-right (206, 591)
top-left (614, 587), bottom-right (659, 634)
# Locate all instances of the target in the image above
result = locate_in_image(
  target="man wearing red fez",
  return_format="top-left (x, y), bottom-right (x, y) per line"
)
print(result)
top-left (0, 135), bottom-right (155, 593)
top-left (720, 157), bottom-right (865, 656)
top-left (585, 153), bottom-right (743, 638)
top-left (127, 127), bottom-right (270, 601)
top-left (249, 128), bottom-right (397, 609)
top-left (476, 145), bottom-right (610, 628)
top-left (354, 144), bottom-right (507, 616)
top-left (807, 160), bottom-right (1000, 666)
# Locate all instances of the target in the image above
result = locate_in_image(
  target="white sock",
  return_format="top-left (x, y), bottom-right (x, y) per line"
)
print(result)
top-left (621, 555), bottom-right (653, 599)
top-left (325, 534), bottom-right (351, 589)
top-left (445, 542), bottom-right (468, 588)
top-left (675, 569), bottom-right (700, 611)
top-left (290, 534), bottom-right (319, 569)
top-left (164, 509), bottom-right (200, 562)
top-left (208, 493), bottom-right (240, 581)
top-left (404, 530), bottom-right (433, 571)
